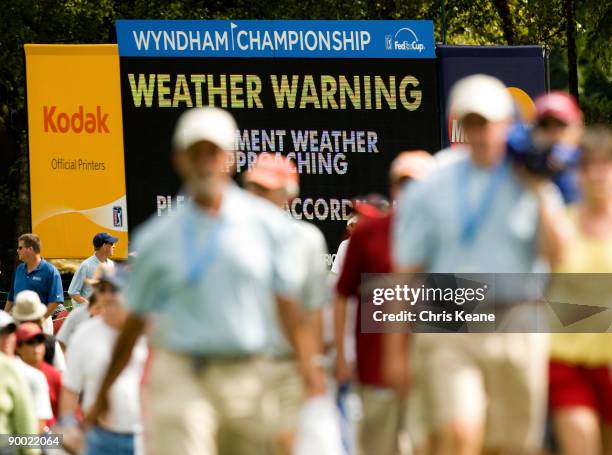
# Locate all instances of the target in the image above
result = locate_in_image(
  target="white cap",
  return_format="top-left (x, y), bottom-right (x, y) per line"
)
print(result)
top-left (449, 74), bottom-right (513, 122)
top-left (172, 107), bottom-right (237, 152)
top-left (0, 310), bottom-right (15, 330)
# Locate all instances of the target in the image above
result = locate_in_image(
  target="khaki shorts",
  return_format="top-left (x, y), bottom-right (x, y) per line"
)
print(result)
top-left (266, 357), bottom-right (304, 433)
top-left (358, 385), bottom-right (407, 455)
top-left (142, 349), bottom-right (279, 455)
top-left (408, 332), bottom-right (549, 452)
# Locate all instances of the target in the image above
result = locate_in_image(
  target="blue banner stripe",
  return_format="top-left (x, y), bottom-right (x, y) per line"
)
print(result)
top-left (115, 20), bottom-right (435, 59)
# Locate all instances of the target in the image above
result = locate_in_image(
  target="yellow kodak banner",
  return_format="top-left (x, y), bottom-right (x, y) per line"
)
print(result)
top-left (25, 45), bottom-right (128, 259)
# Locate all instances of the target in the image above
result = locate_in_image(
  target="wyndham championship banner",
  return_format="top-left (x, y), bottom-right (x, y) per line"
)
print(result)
top-left (116, 20), bottom-right (436, 58)
top-left (116, 20), bottom-right (440, 256)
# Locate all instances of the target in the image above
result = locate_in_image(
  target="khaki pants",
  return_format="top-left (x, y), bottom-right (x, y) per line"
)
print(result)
top-left (143, 349), bottom-right (278, 455)
top-left (408, 333), bottom-right (549, 452)
top-left (358, 385), bottom-right (407, 455)
top-left (267, 357), bottom-right (304, 434)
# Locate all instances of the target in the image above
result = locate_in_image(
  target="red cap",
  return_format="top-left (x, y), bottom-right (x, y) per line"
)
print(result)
top-left (16, 322), bottom-right (43, 343)
top-left (390, 151), bottom-right (434, 181)
top-left (535, 91), bottom-right (582, 125)
top-left (243, 156), bottom-right (299, 196)
top-left (353, 194), bottom-right (390, 219)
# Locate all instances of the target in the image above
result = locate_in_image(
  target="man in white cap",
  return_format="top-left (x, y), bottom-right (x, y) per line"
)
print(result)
top-left (87, 107), bottom-right (321, 455)
top-left (389, 75), bottom-right (568, 455)
top-left (334, 151), bottom-right (434, 455)
top-left (243, 156), bottom-right (329, 453)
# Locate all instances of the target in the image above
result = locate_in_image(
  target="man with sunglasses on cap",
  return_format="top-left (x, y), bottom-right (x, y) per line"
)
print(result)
top-left (0, 310), bottom-right (53, 433)
top-left (16, 322), bottom-right (62, 428)
top-left (5, 234), bottom-right (64, 335)
top-left (333, 151), bottom-right (434, 455)
top-left (243, 155), bottom-right (329, 454)
top-left (87, 107), bottom-right (319, 455)
top-left (67, 233), bottom-right (117, 308)
top-left (11, 290), bottom-right (66, 373)
top-left (533, 91), bottom-right (584, 203)
top-left (58, 267), bottom-right (147, 455)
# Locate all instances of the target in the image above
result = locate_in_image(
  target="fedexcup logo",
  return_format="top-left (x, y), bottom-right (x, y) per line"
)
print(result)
top-left (385, 28), bottom-right (425, 52)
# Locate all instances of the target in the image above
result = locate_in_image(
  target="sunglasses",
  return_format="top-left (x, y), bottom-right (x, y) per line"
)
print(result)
top-left (24, 335), bottom-right (45, 346)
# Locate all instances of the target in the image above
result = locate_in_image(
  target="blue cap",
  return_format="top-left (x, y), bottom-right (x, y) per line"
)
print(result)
top-left (93, 232), bottom-right (119, 248)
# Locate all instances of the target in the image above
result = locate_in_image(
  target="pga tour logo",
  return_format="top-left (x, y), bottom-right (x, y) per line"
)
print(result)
top-left (113, 206), bottom-right (123, 228)
top-left (385, 28), bottom-right (425, 52)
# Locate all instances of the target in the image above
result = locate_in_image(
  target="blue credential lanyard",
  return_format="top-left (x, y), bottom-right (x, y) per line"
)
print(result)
top-left (182, 210), bottom-right (225, 287)
top-left (458, 158), bottom-right (510, 246)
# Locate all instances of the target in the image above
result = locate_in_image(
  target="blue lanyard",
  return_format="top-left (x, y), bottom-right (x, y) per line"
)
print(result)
top-left (458, 158), bottom-right (510, 245)
top-left (182, 210), bottom-right (224, 286)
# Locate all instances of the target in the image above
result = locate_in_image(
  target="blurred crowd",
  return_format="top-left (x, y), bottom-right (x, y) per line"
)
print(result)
top-left (1, 74), bottom-right (611, 455)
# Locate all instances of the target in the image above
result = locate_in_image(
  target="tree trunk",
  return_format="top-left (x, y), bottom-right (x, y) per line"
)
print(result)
top-left (16, 140), bottom-right (31, 237)
top-left (492, 0), bottom-right (515, 45)
top-left (565, 0), bottom-right (579, 101)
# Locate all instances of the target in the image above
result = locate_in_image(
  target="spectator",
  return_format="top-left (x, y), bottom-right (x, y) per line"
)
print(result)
top-left (12, 291), bottom-right (66, 372)
top-left (15, 323), bottom-right (61, 427)
top-left (0, 352), bottom-right (38, 454)
top-left (5, 233), bottom-right (64, 335)
top-left (548, 126), bottom-right (612, 455)
top-left (334, 151), bottom-right (434, 455)
top-left (0, 310), bottom-right (53, 432)
top-left (390, 75), bottom-right (568, 455)
top-left (56, 292), bottom-right (102, 351)
top-left (243, 156), bottom-right (329, 453)
top-left (58, 267), bottom-right (147, 455)
top-left (86, 107), bottom-right (317, 455)
top-left (67, 233), bottom-right (117, 308)
top-left (331, 215), bottom-right (358, 275)
top-left (533, 91), bottom-right (584, 203)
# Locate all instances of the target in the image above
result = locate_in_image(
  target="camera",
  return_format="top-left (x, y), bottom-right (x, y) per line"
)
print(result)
top-left (506, 123), bottom-right (580, 177)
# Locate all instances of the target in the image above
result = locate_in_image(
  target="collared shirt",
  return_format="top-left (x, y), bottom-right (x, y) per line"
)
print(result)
top-left (266, 217), bottom-right (330, 356)
top-left (127, 183), bottom-right (300, 356)
top-left (337, 214), bottom-right (392, 386)
top-left (68, 254), bottom-right (114, 305)
top-left (393, 147), bottom-right (542, 274)
top-left (0, 353), bottom-right (37, 437)
top-left (8, 259), bottom-right (64, 305)
top-left (56, 305), bottom-right (91, 347)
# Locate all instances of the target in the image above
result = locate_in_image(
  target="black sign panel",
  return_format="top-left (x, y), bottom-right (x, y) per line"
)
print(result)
top-left (118, 57), bottom-right (440, 251)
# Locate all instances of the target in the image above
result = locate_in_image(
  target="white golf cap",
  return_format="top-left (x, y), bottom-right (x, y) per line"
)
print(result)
top-left (0, 310), bottom-right (15, 330)
top-left (449, 74), bottom-right (513, 122)
top-left (172, 107), bottom-right (237, 152)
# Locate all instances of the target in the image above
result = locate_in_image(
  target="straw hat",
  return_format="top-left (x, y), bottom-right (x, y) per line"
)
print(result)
top-left (12, 290), bottom-right (47, 322)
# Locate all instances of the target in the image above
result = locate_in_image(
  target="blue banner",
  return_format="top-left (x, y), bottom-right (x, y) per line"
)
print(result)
top-left (437, 45), bottom-right (546, 147)
top-left (116, 20), bottom-right (435, 59)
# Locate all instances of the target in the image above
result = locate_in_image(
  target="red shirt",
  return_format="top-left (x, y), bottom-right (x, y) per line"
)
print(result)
top-left (336, 214), bottom-right (392, 386)
top-left (38, 361), bottom-right (62, 426)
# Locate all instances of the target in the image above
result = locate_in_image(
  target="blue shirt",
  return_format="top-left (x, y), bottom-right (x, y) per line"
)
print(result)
top-left (393, 148), bottom-right (542, 274)
top-left (8, 259), bottom-right (64, 306)
top-left (126, 183), bottom-right (301, 356)
top-left (68, 255), bottom-right (114, 304)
